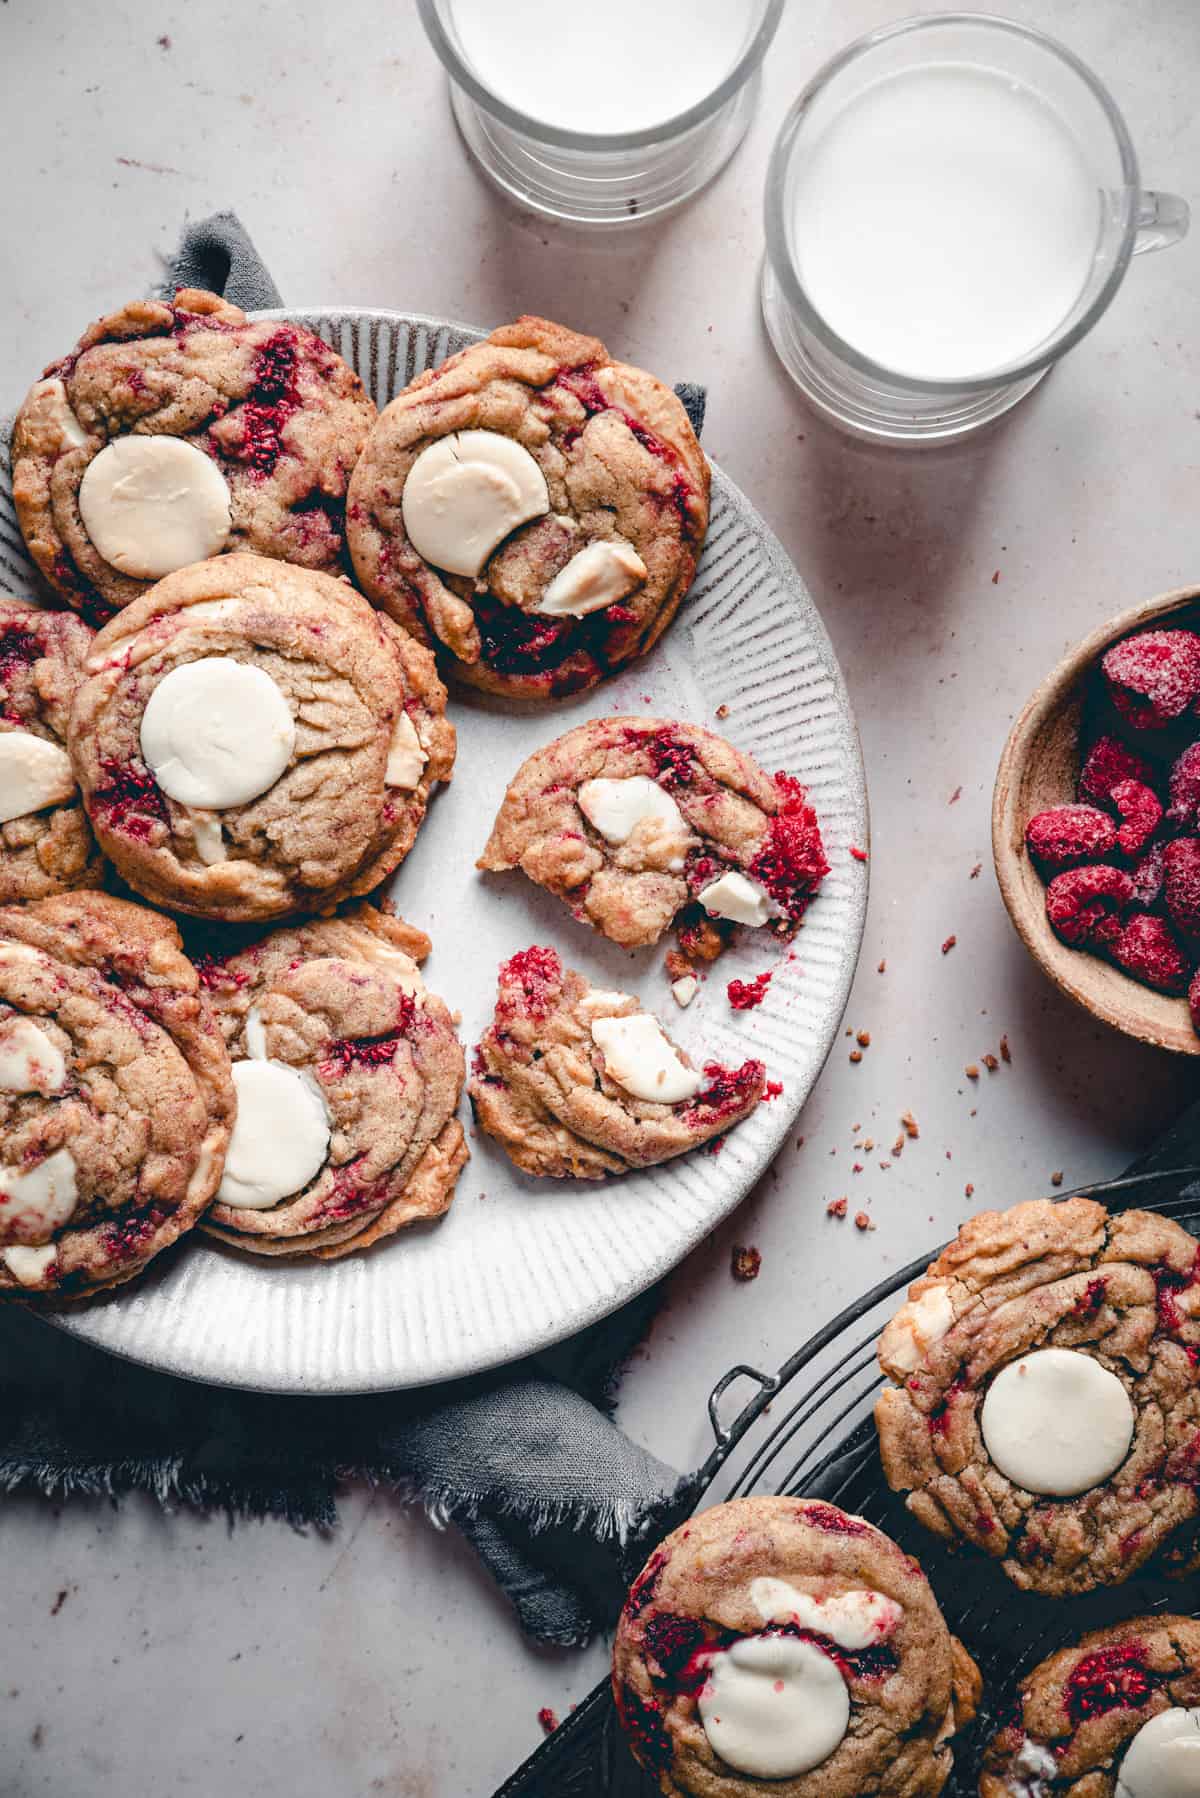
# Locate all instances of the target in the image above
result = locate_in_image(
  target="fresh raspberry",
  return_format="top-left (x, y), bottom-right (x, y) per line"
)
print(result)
top-left (1130, 840), bottom-right (1166, 909)
top-left (1163, 837), bottom-right (1200, 939)
top-left (1078, 733), bottom-right (1156, 807)
top-left (1045, 864), bottom-right (1134, 945)
top-left (1109, 913), bottom-right (1191, 994)
top-left (1109, 779), bottom-right (1164, 857)
top-left (1025, 804), bottom-right (1117, 869)
top-left (1167, 740), bottom-right (1200, 828)
top-left (1101, 629), bottom-right (1200, 730)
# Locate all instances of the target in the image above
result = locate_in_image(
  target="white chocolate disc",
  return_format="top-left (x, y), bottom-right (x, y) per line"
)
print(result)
top-left (2, 1243), bottom-right (58, 1286)
top-left (578, 776), bottom-right (686, 846)
top-left (386, 712), bottom-right (427, 789)
top-left (880, 1281), bottom-right (956, 1373)
top-left (0, 1146), bottom-right (77, 1235)
top-left (140, 657), bottom-right (295, 809)
top-left (536, 540), bottom-right (647, 617)
top-left (0, 732), bottom-right (77, 824)
top-left (1117, 1708), bottom-right (1200, 1798)
top-left (401, 430), bottom-right (549, 577)
top-left (699, 869), bottom-right (775, 926)
top-left (981, 1348), bottom-right (1135, 1496)
top-left (216, 1060), bottom-right (331, 1210)
top-left (750, 1578), bottom-right (903, 1650)
top-left (699, 1634), bottom-right (849, 1780)
top-left (78, 436), bottom-right (232, 578)
top-left (591, 1012), bottom-right (701, 1104)
top-left (0, 1017), bottom-right (66, 1095)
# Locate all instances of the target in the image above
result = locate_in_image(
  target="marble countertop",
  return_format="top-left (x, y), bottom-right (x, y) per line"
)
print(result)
top-left (4, 0), bottom-right (1200, 1792)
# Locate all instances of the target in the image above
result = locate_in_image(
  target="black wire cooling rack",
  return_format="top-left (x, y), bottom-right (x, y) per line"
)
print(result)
top-left (495, 1166), bottom-right (1200, 1798)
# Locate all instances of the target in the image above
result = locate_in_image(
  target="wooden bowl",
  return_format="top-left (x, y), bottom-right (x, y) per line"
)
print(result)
top-left (993, 585), bottom-right (1200, 1055)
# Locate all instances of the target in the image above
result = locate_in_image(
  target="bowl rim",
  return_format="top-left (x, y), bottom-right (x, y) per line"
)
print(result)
top-left (992, 583), bottom-right (1200, 1056)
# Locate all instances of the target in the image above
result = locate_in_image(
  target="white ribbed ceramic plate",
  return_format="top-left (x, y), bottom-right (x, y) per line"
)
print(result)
top-left (1, 309), bottom-right (867, 1393)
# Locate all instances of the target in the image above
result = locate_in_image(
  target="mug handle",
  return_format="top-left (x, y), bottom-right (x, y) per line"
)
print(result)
top-left (1133, 190), bottom-right (1190, 255)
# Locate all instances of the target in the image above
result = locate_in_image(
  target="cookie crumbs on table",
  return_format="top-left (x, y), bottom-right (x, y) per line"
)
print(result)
top-left (730, 1245), bottom-right (761, 1281)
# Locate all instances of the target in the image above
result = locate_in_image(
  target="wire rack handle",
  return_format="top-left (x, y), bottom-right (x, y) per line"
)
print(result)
top-left (707, 1363), bottom-right (781, 1447)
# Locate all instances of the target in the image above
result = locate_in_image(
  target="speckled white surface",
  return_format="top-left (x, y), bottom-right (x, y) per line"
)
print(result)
top-left (3, 1), bottom-right (1200, 1793)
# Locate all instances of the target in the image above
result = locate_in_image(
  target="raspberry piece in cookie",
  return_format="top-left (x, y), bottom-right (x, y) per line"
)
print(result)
top-left (198, 905), bottom-right (466, 1260)
top-left (876, 1196), bottom-right (1200, 1595)
top-left (469, 946), bottom-right (765, 1177)
top-left (11, 291), bottom-right (376, 616)
top-left (0, 597), bottom-right (103, 900)
top-left (346, 316), bottom-right (709, 700)
top-left (1025, 803), bottom-right (1117, 869)
top-left (980, 1615), bottom-right (1200, 1798)
top-left (1044, 864), bottom-right (1134, 945)
top-left (614, 1497), bottom-right (980, 1797)
top-left (1109, 912), bottom-right (1191, 993)
top-left (1078, 733), bottom-right (1157, 808)
top-left (1101, 628), bottom-right (1200, 731)
top-left (478, 717), bottom-right (828, 951)
top-left (0, 892), bottom-right (234, 1298)
top-left (68, 553), bottom-right (454, 921)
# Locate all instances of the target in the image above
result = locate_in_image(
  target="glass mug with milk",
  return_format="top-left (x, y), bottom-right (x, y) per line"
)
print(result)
top-left (762, 14), bottom-right (1190, 443)
top-left (416, 0), bottom-right (784, 223)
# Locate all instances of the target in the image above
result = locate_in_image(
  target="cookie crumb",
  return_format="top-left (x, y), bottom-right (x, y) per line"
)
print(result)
top-left (854, 1211), bottom-right (875, 1232)
top-left (964, 1062), bottom-right (979, 1080)
top-left (849, 1049), bottom-right (863, 1063)
top-left (856, 1029), bottom-right (871, 1047)
top-left (715, 703), bottom-right (729, 719)
top-left (982, 1052), bottom-right (999, 1072)
top-left (999, 1034), bottom-right (1011, 1063)
top-left (665, 950), bottom-right (693, 982)
top-left (537, 1709), bottom-right (559, 1736)
top-left (731, 1244), bottom-right (762, 1281)
top-left (1050, 1170), bottom-right (1064, 1187)
top-left (942, 935), bottom-right (957, 954)
top-left (827, 1196), bottom-right (848, 1218)
top-left (969, 862), bottom-right (982, 879)
top-left (949, 786), bottom-right (962, 805)
top-left (901, 1111), bottom-right (919, 1139)
top-left (862, 1137), bottom-right (874, 1151)
top-left (991, 570), bottom-right (1000, 584)
top-left (877, 959), bottom-right (887, 973)
top-left (965, 1182), bottom-right (975, 1197)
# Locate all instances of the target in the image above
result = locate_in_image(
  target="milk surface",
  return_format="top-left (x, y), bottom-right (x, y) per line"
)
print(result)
top-left (791, 62), bottom-right (1100, 381)
top-left (447, 0), bottom-right (758, 134)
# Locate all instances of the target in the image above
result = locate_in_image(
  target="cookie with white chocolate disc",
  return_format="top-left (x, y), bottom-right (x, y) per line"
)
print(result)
top-left (345, 316), bottom-right (710, 700)
top-left (980, 1614), bottom-right (1200, 1798)
top-left (0, 597), bottom-right (102, 900)
top-left (469, 945), bottom-right (765, 1177)
top-left (11, 290), bottom-right (376, 619)
top-left (613, 1496), bottom-right (981, 1798)
top-left (875, 1197), bottom-right (1200, 1595)
top-left (196, 905), bottom-right (467, 1260)
top-left (0, 892), bottom-right (234, 1298)
top-left (479, 716), bottom-right (828, 950)
top-left (68, 553), bottom-right (455, 922)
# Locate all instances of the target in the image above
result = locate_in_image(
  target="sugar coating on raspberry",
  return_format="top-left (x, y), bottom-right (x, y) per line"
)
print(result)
top-left (1163, 836), bottom-right (1200, 939)
top-left (1190, 966), bottom-right (1200, 1033)
top-left (1025, 804), bottom-right (1117, 869)
top-left (748, 773), bottom-right (829, 926)
top-left (1108, 780), bottom-right (1163, 857)
top-left (1045, 864), bottom-right (1134, 945)
top-left (1129, 840), bottom-right (1166, 909)
top-left (1101, 628), bottom-right (1200, 729)
top-left (1167, 740), bottom-right (1200, 827)
top-left (1110, 912), bottom-right (1191, 993)
top-left (1078, 734), bottom-right (1156, 807)
top-left (1062, 1642), bottom-right (1156, 1725)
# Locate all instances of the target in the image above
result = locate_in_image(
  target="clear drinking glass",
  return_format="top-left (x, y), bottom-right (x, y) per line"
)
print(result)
top-left (762, 13), bottom-right (1190, 444)
top-left (417, 0), bottom-right (785, 225)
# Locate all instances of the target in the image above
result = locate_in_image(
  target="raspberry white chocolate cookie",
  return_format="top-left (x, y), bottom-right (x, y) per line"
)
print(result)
top-left (0, 892), bottom-right (234, 1298)
top-left (469, 945), bottom-right (765, 1177)
top-left (875, 1197), bottom-right (1200, 1595)
top-left (11, 290), bottom-right (377, 618)
top-left (0, 597), bottom-right (102, 900)
top-left (478, 717), bottom-right (828, 951)
top-left (195, 905), bottom-right (467, 1260)
top-left (980, 1615), bottom-right (1200, 1798)
top-left (68, 553), bottom-right (455, 922)
top-left (346, 316), bottom-right (709, 700)
top-left (613, 1496), bottom-right (981, 1798)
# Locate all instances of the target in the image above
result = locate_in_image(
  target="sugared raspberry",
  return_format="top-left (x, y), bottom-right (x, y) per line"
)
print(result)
top-left (1101, 629), bottom-right (1200, 730)
top-left (1190, 966), bottom-right (1200, 1035)
top-left (1167, 740), bottom-right (1200, 828)
top-left (1025, 804), bottom-right (1117, 869)
top-left (1078, 733), bottom-right (1157, 807)
top-left (1109, 913), bottom-right (1191, 993)
top-left (1130, 840), bottom-right (1166, 908)
top-left (1109, 779), bottom-right (1164, 857)
top-left (1163, 837), bottom-right (1200, 939)
top-left (1045, 864), bottom-right (1134, 945)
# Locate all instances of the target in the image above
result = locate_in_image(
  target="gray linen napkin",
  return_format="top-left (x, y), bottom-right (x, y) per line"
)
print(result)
top-left (0, 214), bottom-right (704, 1649)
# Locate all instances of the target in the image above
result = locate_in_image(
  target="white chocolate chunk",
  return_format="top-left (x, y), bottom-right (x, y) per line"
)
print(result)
top-left (188, 809), bottom-right (226, 865)
top-left (386, 712), bottom-right (427, 789)
top-left (699, 1635), bottom-right (849, 1780)
top-left (981, 1348), bottom-right (1134, 1496)
top-left (78, 436), bottom-right (231, 579)
top-left (0, 732), bottom-right (77, 824)
top-left (0, 1017), bottom-right (66, 1095)
top-left (216, 1060), bottom-right (331, 1210)
top-left (1117, 1708), bottom-right (1200, 1798)
top-left (401, 430), bottom-right (549, 577)
top-left (22, 378), bottom-right (88, 453)
top-left (0, 1146), bottom-right (77, 1234)
top-left (2, 1243), bottom-right (58, 1286)
top-left (591, 1012), bottom-right (701, 1104)
top-left (140, 658), bottom-right (295, 809)
top-left (536, 540), bottom-right (647, 617)
top-left (750, 1578), bottom-right (903, 1650)
top-left (880, 1281), bottom-right (955, 1373)
top-left (1010, 1738), bottom-right (1060, 1797)
top-left (243, 1005), bottom-right (268, 1062)
top-left (699, 869), bottom-right (774, 927)
top-left (671, 976), bottom-right (698, 1009)
top-left (578, 776), bottom-right (687, 847)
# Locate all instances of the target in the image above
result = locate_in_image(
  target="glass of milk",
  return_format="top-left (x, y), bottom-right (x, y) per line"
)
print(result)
top-left (762, 14), bottom-right (1189, 443)
top-left (417, 0), bottom-right (785, 224)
